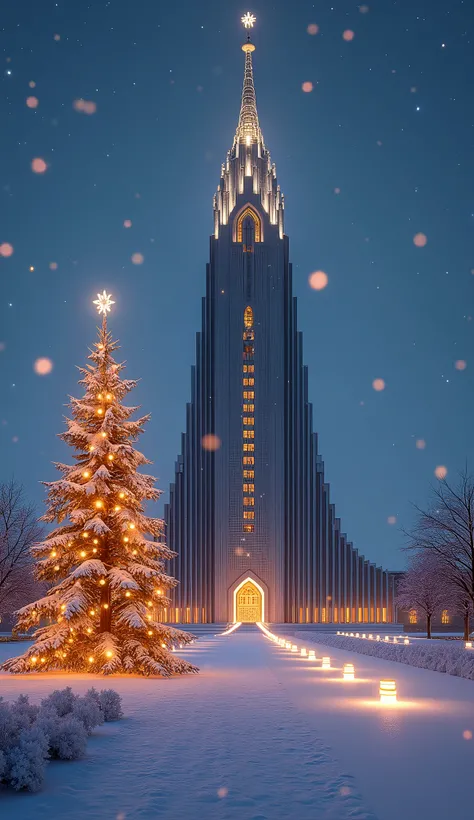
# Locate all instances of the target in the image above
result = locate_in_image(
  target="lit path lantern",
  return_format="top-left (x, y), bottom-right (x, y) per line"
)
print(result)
top-left (301, 647), bottom-right (307, 656)
top-left (404, 638), bottom-right (410, 645)
top-left (321, 656), bottom-right (331, 670)
top-left (291, 644), bottom-right (297, 653)
top-left (308, 649), bottom-right (316, 660)
top-left (343, 663), bottom-right (355, 680)
top-left (379, 679), bottom-right (397, 703)
top-left (466, 642), bottom-right (473, 649)
top-left (285, 641), bottom-right (291, 649)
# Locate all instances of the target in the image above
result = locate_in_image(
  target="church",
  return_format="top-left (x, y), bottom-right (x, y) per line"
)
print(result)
top-left (164, 16), bottom-right (397, 625)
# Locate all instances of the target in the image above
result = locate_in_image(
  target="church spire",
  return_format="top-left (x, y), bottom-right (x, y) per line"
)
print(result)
top-left (235, 12), bottom-right (263, 146)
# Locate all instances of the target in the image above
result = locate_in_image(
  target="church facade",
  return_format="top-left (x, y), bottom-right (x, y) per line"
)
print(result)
top-left (164, 30), bottom-right (397, 625)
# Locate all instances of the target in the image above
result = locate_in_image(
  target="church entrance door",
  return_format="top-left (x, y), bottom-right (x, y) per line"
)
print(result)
top-left (236, 581), bottom-right (262, 622)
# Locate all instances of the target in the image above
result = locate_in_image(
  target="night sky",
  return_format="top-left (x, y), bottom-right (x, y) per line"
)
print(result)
top-left (1, 0), bottom-right (472, 571)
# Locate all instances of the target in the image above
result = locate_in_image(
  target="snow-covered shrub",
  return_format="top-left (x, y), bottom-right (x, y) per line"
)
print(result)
top-left (41, 686), bottom-right (79, 717)
top-left (72, 693), bottom-right (104, 735)
top-left (0, 687), bottom-right (123, 792)
top-left (294, 631), bottom-right (474, 681)
top-left (47, 715), bottom-right (88, 761)
top-left (6, 725), bottom-right (49, 792)
top-left (96, 688), bottom-right (123, 721)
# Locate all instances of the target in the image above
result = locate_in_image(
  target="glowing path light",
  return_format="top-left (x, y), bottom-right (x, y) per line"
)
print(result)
top-left (219, 622), bottom-right (241, 636)
top-left (291, 644), bottom-right (298, 653)
top-left (379, 679), bottom-right (397, 703)
top-left (93, 290), bottom-right (115, 315)
top-left (321, 656), bottom-right (331, 670)
top-left (343, 663), bottom-right (355, 681)
top-left (404, 638), bottom-right (410, 645)
top-left (466, 642), bottom-right (473, 649)
top-left (285, 642), bottom-right (291, 650)
top-left (301, 647), bottom-right (307, 656)
top-left (308, 649), bottom-right (316, 660)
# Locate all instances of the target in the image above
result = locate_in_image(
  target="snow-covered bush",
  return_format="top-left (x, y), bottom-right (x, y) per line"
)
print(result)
top-left (47, 715), bottom-right (88, 761)
top-left (41, 686), bottom-right (78, 717)
top-left (295, 632), bottom-right (474, 681)
top-left (6, 725), bottom-right (48, 793)
top-left (96, 688), bottom-right (123, 721)
top-left (0, 687), bottom-right (123, 792)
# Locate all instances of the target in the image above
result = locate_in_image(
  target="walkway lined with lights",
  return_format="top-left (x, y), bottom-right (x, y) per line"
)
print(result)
top-left (1, 630), bottom-right (474, 820)
top-left (260, 625), bottom-right (474, 820)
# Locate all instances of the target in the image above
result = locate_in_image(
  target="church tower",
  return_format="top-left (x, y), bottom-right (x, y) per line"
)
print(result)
top-left (164, 15), bottom-right (396, 625)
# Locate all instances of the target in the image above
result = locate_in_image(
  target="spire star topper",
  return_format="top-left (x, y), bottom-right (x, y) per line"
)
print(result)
top-left (93, 290), bottom-right (115, 315)
top-left (241, 12), bottom-right (256, 28)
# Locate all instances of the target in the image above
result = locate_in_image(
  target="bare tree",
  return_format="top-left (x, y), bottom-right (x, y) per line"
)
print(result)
top-left (396, 552), bottom-right (448, 638)
top-left (0, 479), bottom-right (43, 618)
top-left (405, 468), bottom-right (474, 638)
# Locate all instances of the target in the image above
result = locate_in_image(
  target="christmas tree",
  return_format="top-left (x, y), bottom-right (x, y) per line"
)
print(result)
top-left (4, 292), bottom-right (197, 676)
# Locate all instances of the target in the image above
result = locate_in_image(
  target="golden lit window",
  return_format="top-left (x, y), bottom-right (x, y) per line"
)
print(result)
top-left (243, 457), bottom-right (254, 465)
top-left (243, 524), bottom-right (254, 533)
top-left (243, 497), bottom-right (255, 507)
top-left (243, 443), bottom-right (255, 452)
top-left (243, 484), bottom-right (255, 494)
top-left (242, 391), bottom-right (255, 400)
top-left (243, 470), bottom-right (255, 479)
top-left (243, 510), bottom-right (255, 520)
top-left (441, 609), bottom-right (449, 624)
top-left (243, 330), bottom-right (255, 341)
top-left (244, 306), bottom-right (253, 328)
top-left (242, 417), bottom-right (254, 426)
top-left (243, 378), bottom-right (250, 386)
top-left (243, 365), bottom-right (249, 373)
top-left (244, 344), bottom-right (254, 355)
top-left (409, 609), bottom-right (417, 624)
top-left (243, 404), bottom-right (254, 413)
top-left (236, 208), bottom-right (262, 244)
top-left (247, 365), bottom-right (254, 373)
top-left (243, 430), bottom-right (254, 439)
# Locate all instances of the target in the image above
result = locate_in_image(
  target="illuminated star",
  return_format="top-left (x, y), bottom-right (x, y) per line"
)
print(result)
top-left (93, 290), bottom-right (115, 315)
top-left (241, 12), bottom-right (256, 28)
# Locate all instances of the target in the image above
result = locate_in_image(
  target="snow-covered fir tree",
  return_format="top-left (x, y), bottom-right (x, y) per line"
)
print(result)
top-left (4, 292), bottom-right (198, 676)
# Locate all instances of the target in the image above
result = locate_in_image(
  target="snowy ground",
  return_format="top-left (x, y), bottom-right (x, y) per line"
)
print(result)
top-left (1, 629), bottom-right (473, 820)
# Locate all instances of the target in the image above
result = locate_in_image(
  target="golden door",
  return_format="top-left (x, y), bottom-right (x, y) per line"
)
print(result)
top-left (236, 581), bottom-right (262, 622)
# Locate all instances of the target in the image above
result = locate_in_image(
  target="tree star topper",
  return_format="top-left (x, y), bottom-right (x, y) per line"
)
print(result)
top-left (241, 12), bottom-right (256, 28)
top-left (93, 290), bottom-right (115, 315)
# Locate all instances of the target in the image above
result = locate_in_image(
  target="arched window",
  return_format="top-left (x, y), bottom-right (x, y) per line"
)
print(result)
top-left (409, 609), bottom-right (417, 624)
top-left (441, 609), bottom-right (449, 624)
top-left (235, 205), bottom-right (262, 244)
top-left (244, 306), bottom-right (253, 328)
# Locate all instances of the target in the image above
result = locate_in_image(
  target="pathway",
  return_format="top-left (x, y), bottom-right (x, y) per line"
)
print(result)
top-left (0, 628), bottom-right (473, 819)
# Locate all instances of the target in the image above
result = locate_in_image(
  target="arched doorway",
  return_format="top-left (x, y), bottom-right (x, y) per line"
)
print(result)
top-left (235, 580), bottom-right (263, 622)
